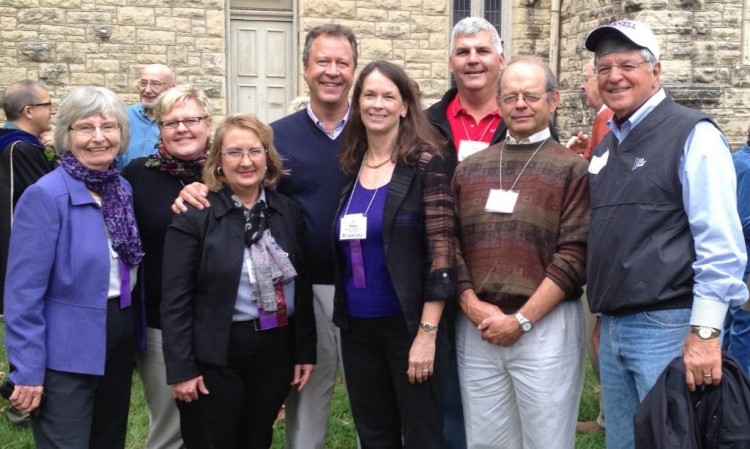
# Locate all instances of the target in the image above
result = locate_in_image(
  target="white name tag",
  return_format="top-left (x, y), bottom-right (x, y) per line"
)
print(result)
top-left (485, 189), bottom-right (518, 214)
top-left (458, 140), bottom-right (489, 161)
top-left (245, 257), bottom-right (256, 284)
top-left (339, 213), bottom-right (367, 240)
top-left (589, 149), bottom-right (609, 174)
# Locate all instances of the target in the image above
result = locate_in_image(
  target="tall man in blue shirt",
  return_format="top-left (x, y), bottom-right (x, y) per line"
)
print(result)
top-left (117, 64), bottom-right (174, 168)
top-left (584, 20), bottom-right (748, 449)
top-left (272, 25), bottom-right (357, 449)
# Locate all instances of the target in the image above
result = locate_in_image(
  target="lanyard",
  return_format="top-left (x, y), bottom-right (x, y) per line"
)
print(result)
top-left (499, 138), bottom-right (548, 191)
top-left (460, 114), bottom-right (497, 143)
top-left (343, 162), bottom-right (391, 218)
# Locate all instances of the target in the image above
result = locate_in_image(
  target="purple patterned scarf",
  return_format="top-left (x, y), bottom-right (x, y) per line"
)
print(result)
top-left (60, 151), bottom-right (144, 267)
top-left (222, 188), bottom-right (297, 311)
top-left (143, 139), bottom-right (207, 183)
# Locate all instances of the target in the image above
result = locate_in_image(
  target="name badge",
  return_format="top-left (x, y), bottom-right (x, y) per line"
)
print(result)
top-left (258, 284), bottom-right (289, 330)
top-left (589, 149), bottom-right (609, 175)
top-left (458, 140), bottom-right (489, 161)
top-left (485, 189), bottom-right (519, 214)
top-left (245, 257), bottom-right (256, 284)
top-left (340, 213), bottom-right (367, 240)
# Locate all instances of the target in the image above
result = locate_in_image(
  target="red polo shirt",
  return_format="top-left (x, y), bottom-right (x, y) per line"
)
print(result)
top-left (446, 94), bottom-right (501, 157)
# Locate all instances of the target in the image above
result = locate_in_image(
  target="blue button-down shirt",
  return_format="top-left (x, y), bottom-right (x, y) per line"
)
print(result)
top-left (607, 89), bottom-right (749, 329)
top-left (117, 103), bottom-right (160, 170)
top-left (306, 104), bottom-right (349, 140)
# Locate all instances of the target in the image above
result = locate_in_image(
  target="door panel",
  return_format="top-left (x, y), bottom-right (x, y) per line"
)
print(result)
top-left (230, 18), bottom-right (293, 123)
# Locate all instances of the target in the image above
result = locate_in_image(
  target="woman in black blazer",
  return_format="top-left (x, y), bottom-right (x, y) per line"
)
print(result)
top-left (333, 60), bottom-right (457, 448)
top-left (161, 114), bottom-right (315, 449)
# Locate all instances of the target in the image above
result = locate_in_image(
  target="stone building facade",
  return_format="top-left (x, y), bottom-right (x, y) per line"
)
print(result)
top-left (1, 0), bottom-right (748, 145)
top-left (0, 0), bottom-right (227, 119)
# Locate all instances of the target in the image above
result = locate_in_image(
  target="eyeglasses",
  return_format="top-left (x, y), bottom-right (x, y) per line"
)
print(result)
top-left (70, 122), bottom-right (122, 134)
top-left (499, 91), bottom-right (551, 105)
top-left (222, 148), bottom-right (266, 161)
top-left (27, 102), bottom-right (54, 109)
top-left (160, 116), bottom-right (208, 129)
top-left (595, 61), bottom-right (648, 77)
top-left (138, 79), bottom-right (167, 89)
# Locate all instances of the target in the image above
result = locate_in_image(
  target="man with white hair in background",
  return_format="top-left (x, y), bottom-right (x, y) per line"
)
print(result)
top-left (567, 58), bottom-right (614, 161)
top-left (117, 64), bottom-right (175, 168)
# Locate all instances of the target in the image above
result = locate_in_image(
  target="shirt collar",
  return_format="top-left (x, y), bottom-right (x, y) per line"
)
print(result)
top-left (4, 122), bottom-right (21, 130)
top-left (138, 103), bottom-right (155, 122)
top-left (506, 127), bottom-right (551, 144)
top-left (606, 89), bottom-right (665, 140)
top-left (447, 93), bottom-right (501, 120)
top-left (306, 103), bottom-right (350, 140)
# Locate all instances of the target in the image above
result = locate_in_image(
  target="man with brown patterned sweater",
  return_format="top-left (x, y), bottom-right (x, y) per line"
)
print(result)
top-left (452, 56), bottom-right (589, 449)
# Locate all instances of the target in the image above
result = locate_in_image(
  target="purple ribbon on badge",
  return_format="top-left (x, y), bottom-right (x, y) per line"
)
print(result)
top-left (258, 284), bottom-right (289, 330)
top-left (118, 259), bottom-right (131, 309)
top-left (349, 240), bottom-right (366, 288)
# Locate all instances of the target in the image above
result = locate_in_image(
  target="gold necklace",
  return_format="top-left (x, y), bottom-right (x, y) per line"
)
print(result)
top-left (364, 150), bottom-right (394, 169)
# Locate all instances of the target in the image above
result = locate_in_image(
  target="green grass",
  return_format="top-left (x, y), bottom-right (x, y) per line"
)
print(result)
top-left (1, 317), bottom-right (604, 448)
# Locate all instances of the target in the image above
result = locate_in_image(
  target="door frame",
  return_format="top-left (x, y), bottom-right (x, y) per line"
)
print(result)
top-left (226, 7), bottom-right (298, 115)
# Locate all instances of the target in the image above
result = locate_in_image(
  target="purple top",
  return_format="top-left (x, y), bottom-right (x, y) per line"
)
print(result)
top-left (337, 181), bottom-right (401, 318)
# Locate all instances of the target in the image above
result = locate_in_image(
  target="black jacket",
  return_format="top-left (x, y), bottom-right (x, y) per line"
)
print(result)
top-left (635, 354), bottom-right (750, 449)
top-left (0, 129), bottom-right (56, 313)
top-left (425, 87), bottom-right (507, 182)
top-left (161, 187), bottom-right (316, 384)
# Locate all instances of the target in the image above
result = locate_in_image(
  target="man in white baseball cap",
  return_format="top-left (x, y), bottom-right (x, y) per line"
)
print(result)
top-left (584, 19), bottom-right (748, 449)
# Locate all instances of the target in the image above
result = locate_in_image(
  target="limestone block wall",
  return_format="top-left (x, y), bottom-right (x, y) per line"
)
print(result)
top-left (0, 0), bottom-right (227, 123)
top-left (297, 0), bottom-right (451, 105)
top-left (509, 0), bottom-right (552, 61)
top-left (557, 0), bottom-right (750, 146)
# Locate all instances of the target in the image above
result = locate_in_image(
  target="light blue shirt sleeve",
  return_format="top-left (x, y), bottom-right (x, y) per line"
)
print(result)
top-left (732, 146), bottom-right (750, 275)
top-left (679, 121), bottom-right (749, 329)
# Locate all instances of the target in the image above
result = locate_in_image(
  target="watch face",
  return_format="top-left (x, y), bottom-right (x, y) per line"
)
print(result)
top-left (521, 322), bottom-right (532, 332)
top-left (699, 327), bottom-right (712, 339)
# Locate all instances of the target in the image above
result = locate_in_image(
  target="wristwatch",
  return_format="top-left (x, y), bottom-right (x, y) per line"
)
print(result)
top-left (690, 325), bottom-right (720, 340)
top-left (419, 322), bottom-right (438, 333)
top-left (514, 311), bottom-right (533, 334)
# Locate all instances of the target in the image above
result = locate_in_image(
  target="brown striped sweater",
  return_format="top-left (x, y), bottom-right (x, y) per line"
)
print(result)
top-left (453, 138), bottom-right (590, 312)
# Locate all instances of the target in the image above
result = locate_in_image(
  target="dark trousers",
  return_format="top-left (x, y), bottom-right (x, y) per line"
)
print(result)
top-left (442, 300), bottom-right (467, 449)
top-left (177, 322), bottom-right (294, 449)
top-left (31, 299), bottom-right (135, 449)
top-left (341, 315), bottom-right (447, 449)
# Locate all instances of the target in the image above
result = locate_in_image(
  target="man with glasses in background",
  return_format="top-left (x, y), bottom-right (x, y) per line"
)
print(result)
top-left (117, 64), bottom-right (174, 168)
top-left (0, 79), bottom-right (58, 425)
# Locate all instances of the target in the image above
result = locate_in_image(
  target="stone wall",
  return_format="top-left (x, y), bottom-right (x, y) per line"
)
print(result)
top-left (557, 0), bottom-right (750, 146)
top-left (2, 0), bottom-right (746, 145)
top-left (0, 0), bottom-right (227, 122)
top-left (298, 0), bottom-right (451, 105)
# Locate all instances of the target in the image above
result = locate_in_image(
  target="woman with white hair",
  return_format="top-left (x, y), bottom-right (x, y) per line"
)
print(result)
top-left (4, 86), bottom-right (142, 449)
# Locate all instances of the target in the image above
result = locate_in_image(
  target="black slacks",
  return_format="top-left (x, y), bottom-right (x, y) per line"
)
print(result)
top-left (31, 298), bottom-right (135, 449)
top-left (177, 321), bottom-right (294, 449)
top-left (341, 315), bottom-right (447, 449)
